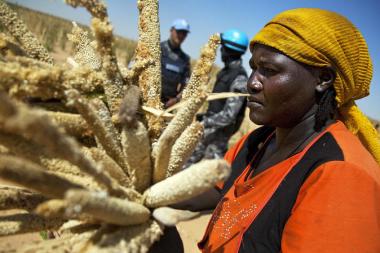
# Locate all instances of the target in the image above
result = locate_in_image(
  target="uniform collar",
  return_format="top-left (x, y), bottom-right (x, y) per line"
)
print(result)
top-left (225, 58), bottom-right (242, 69)
top-left (167, 39), bottom-right (181, 52)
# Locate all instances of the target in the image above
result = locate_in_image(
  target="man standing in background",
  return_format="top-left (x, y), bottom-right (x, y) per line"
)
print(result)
top-left (187, 29), bottom-right (249, 164)
top-left (160, 19), bottom-right (191, 108)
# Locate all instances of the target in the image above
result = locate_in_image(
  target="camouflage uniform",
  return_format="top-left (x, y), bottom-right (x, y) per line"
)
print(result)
top-left (187, 59), bottom-right (248, 165)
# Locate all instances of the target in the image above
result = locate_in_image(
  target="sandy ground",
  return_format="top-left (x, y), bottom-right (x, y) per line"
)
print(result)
top-left (177, 212), bottom-right (212, 253)
top-left (0, 224), bottom-right (42, 251)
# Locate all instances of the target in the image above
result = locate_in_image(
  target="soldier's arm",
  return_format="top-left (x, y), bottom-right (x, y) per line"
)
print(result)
top-left (202, 75), bottom-right (247, 129)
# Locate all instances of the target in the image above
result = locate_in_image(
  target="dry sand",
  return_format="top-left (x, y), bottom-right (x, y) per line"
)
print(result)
top-left (177, 212), bottom-right (212, 253)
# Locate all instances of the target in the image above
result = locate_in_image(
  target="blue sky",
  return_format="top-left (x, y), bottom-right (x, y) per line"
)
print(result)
top-left (8, 0), bottom-right (380, 119)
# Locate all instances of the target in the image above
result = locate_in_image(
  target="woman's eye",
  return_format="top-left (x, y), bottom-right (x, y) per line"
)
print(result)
top-left (259, 66), bottom-right (276, 75)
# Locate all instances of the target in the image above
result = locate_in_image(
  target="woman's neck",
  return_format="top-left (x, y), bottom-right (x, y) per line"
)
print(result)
top-left (274, 104), bottom-right (335, 152)
top-left (275, 112), bottom-right (316, 150)
top-left (250, 106), bottom-right (335, 178)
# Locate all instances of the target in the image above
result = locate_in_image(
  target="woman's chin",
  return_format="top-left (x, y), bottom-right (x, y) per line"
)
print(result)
top-left (249, 112), bottom-right (266, 126)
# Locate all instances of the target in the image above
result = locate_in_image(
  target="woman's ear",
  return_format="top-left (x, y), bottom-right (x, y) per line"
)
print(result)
top-left (315, 67), bottom-right (335, 93)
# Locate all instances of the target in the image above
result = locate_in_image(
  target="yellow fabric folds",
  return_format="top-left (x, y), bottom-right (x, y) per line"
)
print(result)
top-left (251, 8), bottom-right (380, 164)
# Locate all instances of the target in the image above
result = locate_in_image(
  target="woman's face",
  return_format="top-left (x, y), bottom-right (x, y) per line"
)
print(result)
top-left (247, 44), bottom-right (318, 128)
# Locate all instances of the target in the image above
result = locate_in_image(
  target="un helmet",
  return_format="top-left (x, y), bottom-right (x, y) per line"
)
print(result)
top-left (221, 29), bottom-right (249, 53)
top-left (172, 19), bottom-right (190, 33)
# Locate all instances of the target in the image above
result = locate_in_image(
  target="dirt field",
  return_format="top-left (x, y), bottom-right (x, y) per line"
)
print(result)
top-left (177, 212), bottom-right (212, 253)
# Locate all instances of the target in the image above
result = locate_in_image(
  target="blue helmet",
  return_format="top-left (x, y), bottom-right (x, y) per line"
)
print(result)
top-left (221, 29), bottom-right (249, 53)
top-left (172, 19), bottom-right (190, 33)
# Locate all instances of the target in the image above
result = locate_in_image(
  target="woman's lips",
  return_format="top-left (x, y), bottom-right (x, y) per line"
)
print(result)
top-left (247, 101), bottom-right (262, 109)
top-left (247, 96), bottom-right (263, 107)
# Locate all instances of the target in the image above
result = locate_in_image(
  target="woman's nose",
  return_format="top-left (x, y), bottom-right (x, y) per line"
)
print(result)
top-left (247, 72), bottom-right (263, 93)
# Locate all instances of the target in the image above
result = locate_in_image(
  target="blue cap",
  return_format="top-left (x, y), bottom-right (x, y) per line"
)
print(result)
top-left (221, 29), bottom-right (249, 53)
top-left (172, 19), bottom-right (190, 33)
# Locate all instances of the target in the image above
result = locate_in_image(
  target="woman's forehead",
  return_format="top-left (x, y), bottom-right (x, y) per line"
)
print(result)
top-left (250, 44), bottom-right (289, 64)
top-left (251, 44), bottom-right (283, 57)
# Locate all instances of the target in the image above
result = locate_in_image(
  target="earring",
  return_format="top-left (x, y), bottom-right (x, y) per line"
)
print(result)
top-left (316, 84), bottom-right (326, 93)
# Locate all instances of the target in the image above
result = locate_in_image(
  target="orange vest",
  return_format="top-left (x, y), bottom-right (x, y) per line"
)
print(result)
top-left (199, 122), bottom-right (380, 253)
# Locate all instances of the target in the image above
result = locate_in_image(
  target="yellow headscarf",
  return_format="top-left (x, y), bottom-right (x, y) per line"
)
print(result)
top-left (251, 8), bottom-right (380, 165)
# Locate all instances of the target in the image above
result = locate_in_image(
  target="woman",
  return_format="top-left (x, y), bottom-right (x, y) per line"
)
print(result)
top-left (198, 8), bottom-right (380, 253)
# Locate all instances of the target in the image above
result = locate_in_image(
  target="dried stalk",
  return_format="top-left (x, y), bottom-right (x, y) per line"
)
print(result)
top-left (34, 199), bottom-right (67, 218)
top-left (0, 131), bottom-right (44, 163)
top-left (41, 158), bottom-right (85, 177)
top-left (65, 0), bottom-right (107, 20)
top-left (152, 207), bottom-right (200, 227)
top-left (0, 62), bottom-right (104, 99)
top-left (0, 32), bottom-right (27, 57)
top-left (5, 55), bottom-right (52, 68)
top-left (0, 132), bottom-right (86, 176)
top-left (0, 186), bottom-right (46, 211)
top-left (65, 90), bottom-right (131, 178)
top-left (124, 58), bottom-right (154, 86)
top-left (0, 155), bottom-right (84, 198)
top-left (91, 17), bottom-right (125, 115)
top-left (121, 121), bottom-right (152, 192)
top-left (0, 62), bottom-right (64, 99)
top-left (153, 93), bottom-right (207, 183)
top-left (67, 22), bottom-right (101, 70)
top-left (54, 171), bottom-right (101, 191)
top-left (65, 189), bottom-right (150, 226)
top-left (90, 97), bottom-right (121, 144)
top-left (144, 159), bottom-right (230, 208)
top-left (58, 220), bottom-right (100, 235)
top-left (43, 111), bottom-right (92, 138)
top-left (0, 93), bottom-right (126, 197)
top-left (35, 199), bottom-right (96, 223)
top-left (0, 212), bottom-right (63, 236)
top-left (167, 121), bottom-right (204, 177)
top-left (66, 0), bottom-right (126, 114)
top-left (119, 85), bottom-right (141, 128)
top-left (136, 0), bottom-right (164, 139)
top-left (86, 220), bottom-right (163, 253)
top-left (0, 1), bottom-right (54, 64)
top-left (85, 147), bottom-right (131, 188)
top-left (182, 34), bottom-right (220, 100)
